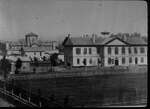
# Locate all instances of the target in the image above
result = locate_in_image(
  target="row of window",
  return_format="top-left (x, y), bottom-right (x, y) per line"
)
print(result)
top-left (107, 47), bottom-right (145, 55)
top-left (76, 47), bottom-right (146, 55)
top-left (76, 48), bottom-right (92, 55)
top-left (77, 58), bottom-right (92, 65)
top-left (108, 57), bottom-right (145, 65)
top-left (34, 52), bottom-right (42, 56)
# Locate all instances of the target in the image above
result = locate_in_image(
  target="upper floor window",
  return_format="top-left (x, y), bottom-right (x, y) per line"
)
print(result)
top-left (76, 48), bottom-right (81, 55)
top-left (115, 47), bottom-right (118, 54)
top-left (83, 48), bottom-right (87, 55)
top-left (134, 47), bottom-right (137, 54)
top-left (108, 47), bottom-right (111, 54)
top-left (89, 48), bottom-right (92, 54)
top-left (140, 47), bottom-right (145, 53)
top-left (128, 47), bottom-right (131, 54)
top-left (34, 52), bottom-right (36, 55)
top-left (122, 47), bottom-right (125, 54)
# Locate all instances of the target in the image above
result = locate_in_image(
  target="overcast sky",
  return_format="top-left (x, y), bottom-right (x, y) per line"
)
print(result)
top-left (0, 0), bottom-right (147, 41)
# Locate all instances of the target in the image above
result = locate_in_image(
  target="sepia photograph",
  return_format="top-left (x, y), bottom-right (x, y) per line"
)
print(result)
top-left (0, 0), bottom-right (147, 107)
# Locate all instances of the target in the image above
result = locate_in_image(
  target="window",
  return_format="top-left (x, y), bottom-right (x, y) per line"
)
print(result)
top-left (89, 58), bottom-right (92, 64)
top-left (83, 48), bottom-right (87, 55)
top-left (77, 58), bottom-right (80, 64)
top-left (115, 47), bottom-right (118, 54)
top-left (129, 57), bottom-right (132, 63)
top-left (135, 57), bottom-right (138, 64)
top-left (141, 57), bottom-right (144, 63)
top-left (40, 52), bottom-right (42, 56)
top-left (128, 47), bottom-right (131, 54)
top-left (34, 52), bottom-right (36, 55)
top-left (108, 58), bottom-right (111, 64)
top-left (122, 57), bottom-right (126, 64)
top-left (76, 48), bottom-right (81, 55)
top-left (89, 48), bottom-right (92, 54)
top-left (140, 47), bottom-right (145, 53)
top-left (122, 47), bottom-right (125, 54)
top-left (108, 47), bottom-right (111, 54)
top-left (83, 58), bottom-right (87, 65)
top-left (111, 59), bottom-right (114, 64)
top-left (134, 47), bottom-right (137, 54)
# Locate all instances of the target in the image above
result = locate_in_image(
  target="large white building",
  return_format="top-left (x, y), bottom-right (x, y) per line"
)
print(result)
top-left (63, 34), bottom-right (147, 67)
top-left (6, 32), bottom-right (58, 60)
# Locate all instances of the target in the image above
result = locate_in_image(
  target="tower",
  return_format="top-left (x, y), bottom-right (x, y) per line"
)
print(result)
top-left (25, 32), bottom-right (38, 47)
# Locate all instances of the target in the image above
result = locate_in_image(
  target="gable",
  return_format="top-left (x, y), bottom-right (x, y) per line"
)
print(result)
top-left (63, 37), bottom-right (73, 46)
top-left (106, 38), bottom-right (127, 45)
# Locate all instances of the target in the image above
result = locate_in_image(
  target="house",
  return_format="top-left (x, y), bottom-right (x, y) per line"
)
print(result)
top-left (63, 34), bottom-right (147, 67)
top-left (6, 32), bottom-right (58, 59)
top-left (8, 56), bottom-right (51, 74)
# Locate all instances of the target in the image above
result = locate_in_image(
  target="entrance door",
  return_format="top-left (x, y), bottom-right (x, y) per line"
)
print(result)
top-left (115, 59), bottom-right (119, 66)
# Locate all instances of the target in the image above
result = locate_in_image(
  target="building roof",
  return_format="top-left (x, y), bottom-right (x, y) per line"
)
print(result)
top-left (63, 34), bottom-right (147, 46)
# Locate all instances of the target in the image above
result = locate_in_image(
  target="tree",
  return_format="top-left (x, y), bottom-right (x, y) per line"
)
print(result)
top-left (15, 58), bottom-right (22, 74)
top-left (50, 53), bottom-right (58, 66)
top-left (0, 55), bottom-right (11, 79)
top-left (33, 57), bottom-right (39, 73)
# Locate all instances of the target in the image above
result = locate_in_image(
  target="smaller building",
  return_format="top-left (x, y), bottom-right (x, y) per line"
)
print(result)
top-left (8, 56), bottom-right (51, 74)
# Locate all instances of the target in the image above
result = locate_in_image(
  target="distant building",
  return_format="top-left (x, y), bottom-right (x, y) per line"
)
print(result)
top-left (9, 56), bottom-right (51, 74)
top-left (6, 32), bottom-right (58, 59)
top-left (63, 34), bottom-right (147, 67)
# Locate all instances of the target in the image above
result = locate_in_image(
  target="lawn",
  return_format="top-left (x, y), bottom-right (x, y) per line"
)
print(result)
top-left (12, 73), bottom-right (147, 107)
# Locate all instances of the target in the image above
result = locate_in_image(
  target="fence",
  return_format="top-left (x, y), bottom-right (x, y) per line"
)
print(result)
top-left (0, 80), bottom-right (63, 107)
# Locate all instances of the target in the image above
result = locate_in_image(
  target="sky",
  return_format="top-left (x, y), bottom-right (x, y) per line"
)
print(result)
top-left (0, 0), bottom-right (147, 41)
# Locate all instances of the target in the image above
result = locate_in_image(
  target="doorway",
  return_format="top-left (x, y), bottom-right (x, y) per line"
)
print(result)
top-left (115, 58), bottom-right (119, 66)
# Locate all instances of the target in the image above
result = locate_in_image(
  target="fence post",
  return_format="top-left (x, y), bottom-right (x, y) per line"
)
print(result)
top-left (28, 97), bottom-right (31, 102)
top-left (19, 93), bottom-right (22, 99)
top-left (11, 89), bottom-right (14, 95)
top-left (39, 101), bottom-right (42, 107)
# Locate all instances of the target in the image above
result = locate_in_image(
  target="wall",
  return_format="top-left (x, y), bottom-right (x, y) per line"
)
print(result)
top-left (104, 46), bottom-right (147, 67)
top-left (64, 46), bottom-right (73, 65)
top-left (72, 47), bottom-right (99, 66)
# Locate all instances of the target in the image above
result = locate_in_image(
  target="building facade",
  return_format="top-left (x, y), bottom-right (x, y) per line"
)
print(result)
top-left (6, 32), bottom-right (58, 59)
top-left (63, 34), bottom-right (147, 67)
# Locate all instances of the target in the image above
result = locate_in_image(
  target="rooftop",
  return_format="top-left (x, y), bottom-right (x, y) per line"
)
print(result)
top-left (63, 34), bottom-right (147, 46)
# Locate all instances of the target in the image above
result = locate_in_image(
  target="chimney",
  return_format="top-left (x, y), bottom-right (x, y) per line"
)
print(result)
top-left (92, 34), bottom-right (96, 43)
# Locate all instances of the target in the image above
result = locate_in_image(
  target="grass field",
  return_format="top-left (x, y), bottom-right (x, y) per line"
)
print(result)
top-left (12, 73), bottom-right (147, 107)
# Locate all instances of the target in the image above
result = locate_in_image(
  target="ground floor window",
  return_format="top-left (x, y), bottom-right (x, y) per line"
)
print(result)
top-left (77, 58), bottom-right (80, 64)
top-left (83, 58), bottom-right (87, 65)
top-left (141, 57), bottom-right (144, 63)
top-left (135, 57), bottom-right (138, 64)
top-left (129, 57), bottom-right (132, 63)
top-left (89, 58), bottom-right (92, 64)
top-left (111, 59), bottom-right (114, 64)
top-left (122, 57), bottom-right (125, 64)
top-left (108, 58), bottom-right (111, 65)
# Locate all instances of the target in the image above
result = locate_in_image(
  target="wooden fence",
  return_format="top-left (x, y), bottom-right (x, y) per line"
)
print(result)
top-left (0, 80), bottom-right (63, 107)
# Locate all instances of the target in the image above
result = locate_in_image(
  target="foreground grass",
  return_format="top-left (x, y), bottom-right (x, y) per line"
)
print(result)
top-left (12, 73), bottom-right (147, 107)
